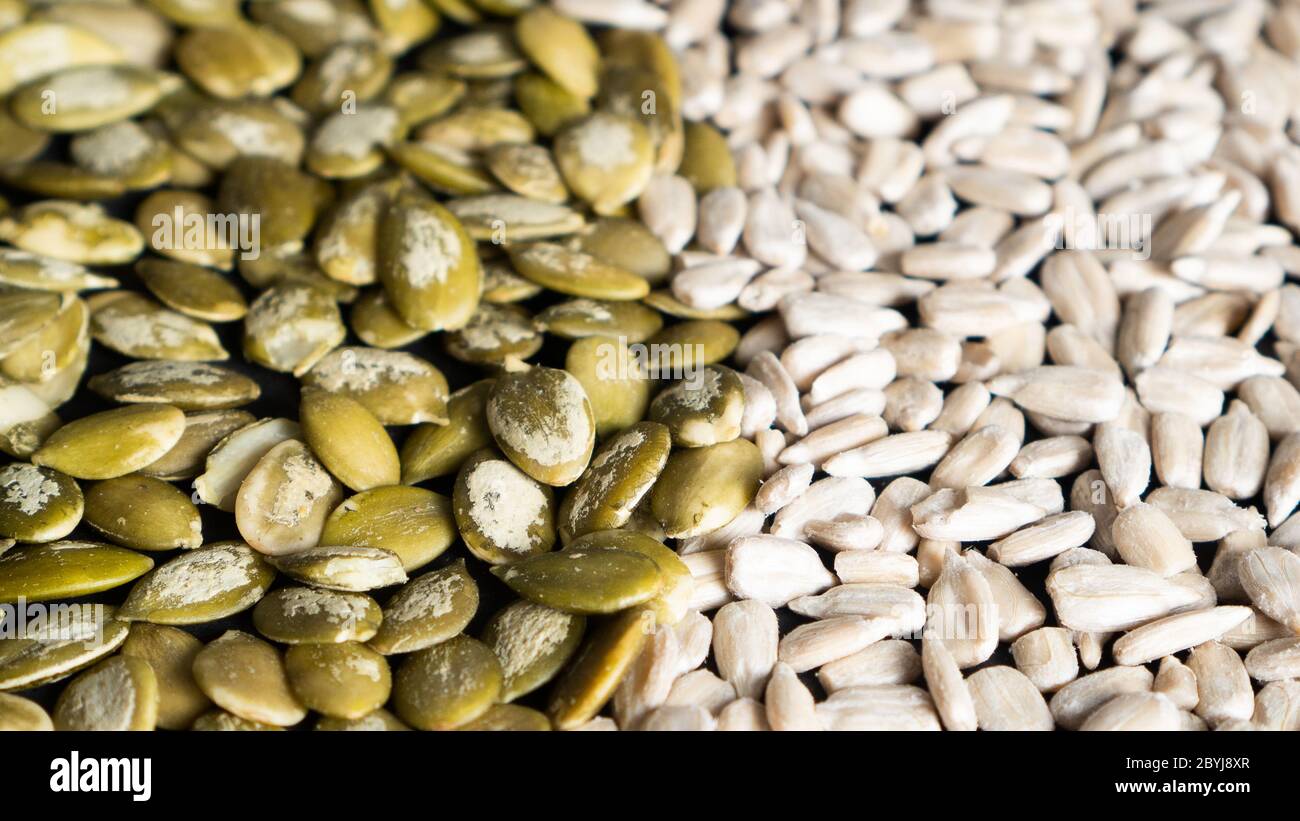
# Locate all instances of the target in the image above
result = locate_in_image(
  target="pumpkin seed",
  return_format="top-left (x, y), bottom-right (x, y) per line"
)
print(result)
top-left (135, 259), bottom-right (248, 323)
top-left (300, 388), bottom-right (400, 492)
top-left (0, 290), bottom-right (63, 356)
top-left (66, 121), bottom-right (172, 189)
top-left (423, 28), bottom-right (525, 78)
top-left (190, 710), bottom-right (282, 731)
top-left (388, 141), bottom-right (499, 196)
top-left (0, 385), bottom-right (61, 460)
top-left (0, 692), bottom-right (53, 731)
top-left (0, 463), bottom-right (82, 543)
top-left (417, 106), bottom-right (534, 151)
top-left (320, 485), bottom-right (456, 573)
top-left (385, 72), bottom-right (466, 127)
top-left (254, 586), bottom-right (383, 645)
top-left (141, 410), bottom-right (255, 481)
top-left (304, 347), bottom-right (449, 426)
top-left (460, 702), bottom-right (551, 730)
top-left (513, 72), bottom-right (590, 137)
top-left (445, 302), bottom-right (542, 368)
top-left (218, 157), bottom-right (333, 253)
top-left (0, 21), bottom-right (125, 96)
top-left (393, 634), bottom-right (503, 730)
top-left (648, 319), bottom-right (741, 369)
top-left (565, 336), bottom-right (654, 437)
top-left (315, 708), bottom-right (410, 731)
top-left (649, 366), bottom-right (746, 448)
top-left (245, 0), bottom-right (359, 58)
top-left (171, 99), bottom-right (306, 172)
top-left (0, 107), bottom-right (51, 166)
top-left (377, 193), bottom-right (483, 332)
top-left (454, 449), bottom-right (556, 565)
top-left (558, 421), bottom-right (671, 542)
top-left (243, 282), bottom-right (346, 376)
top-left (651, 438), bottom-right (763, 538)
top-left (482, 259), bottom-right (544, 302)
top-left (481, 598), bottom-right (585, 701)
top-left (236, 439), bottom-right (343, 555)
top-left (286, 641), bottom-right (392, 719)
top-left (369, 559), bottom-right (478, 655)
top-left (547, 606), bottom-right (652, 729)
top-left (293, 41), bottom-right (393, 113)
top-left (536, 298), bottom-right (663, 342)
top-left (0, 293), bottom-right (88, 384)
top-left (119, 623), bottom-right (209, 730)
top-left (0, 201), bottom-right (143, 264)
top-left (0, 248), bottom-right (118, 291)
top-left (307, 105), bottom-right (404, 179)
top-left (52, 655), bottom-right (158, 731)
top-left (89, 290), bottom-right (227, 361)
top-left (554, 113), bottom-right (655, 215)
top-left (401, 379), bottom-right (495, 485)
top-left (642, 291), bottom-right (748, 320)
top-left (484, 143), bottom-right (568, 203)
top-left (370, 0), bottom-right (440, 54)
top-left (569, 530), bottom-right (694, 626)
top-left (0, 605), bottom-right (129, 691)
top-left (268, 545), bottom-right (408, 592)
top-left (0, 161), bottom-right (128, 201)
top-left (146, 0), bottom-right (242, 28)
top-left (314, 179), bottom-right (402, 288)
top-left (0, 541), bottom-right (153, 604)
top-left (351, 289), bottom-right (428, 349)
top-left (448, 194), bottom-right (584, 242)
top-left (83, 475), bottom-right (203, 551)
top-left (515, 6), bottom-right (598, 98)
top-left (10, 65), bottom-right (179, 132)
top-left (134, 190), bottom-right (235, 270)
top-left (175, 22), bottom-right (301, 100)
top-left (487, 366), bottom-right (595, 486)
top-left (192, 629), bottom-right (306, 727)
top-left (88, 361), bottom-right (260, 410)
top-left (491, 547), bottom-right (662, 614)
top-left (119, 542), bottom-right (275, 624)
top-left (33, 404), bottom-right (186, 480)
top-left (680, 121), bottom-right (737, 193)
top-left (193, 417), bottom-right (301, 511)
top-left (510, 243), bottom-right (650, 302)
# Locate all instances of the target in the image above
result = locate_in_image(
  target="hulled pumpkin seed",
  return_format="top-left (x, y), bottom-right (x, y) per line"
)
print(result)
top-left (83, 475), bottom-right (203, 551)
top-left (243, 282), bottom-right (347, 376)
top-left (10, 65), bottom-right (179, 132)
top-left (487, 366), bottom-right (595, 486)
top-left (547, 606), bottom-right (652, 730)
top-left (569, 218), bottom-right (674, 286)
top-left (146, 0), bottom-right (242, 28)
top-left (0, 692), bottom-right (53, 731)
top-left (448, 194), bottom-right (584, 242)
top-left (536, 298), bottom-right (663, 342)
top-left (190, 710), bottom-right (282, 731)
top-left (565, 336), bottom-right (654, 438)
top-left (570, 530), bottom-right (694, 626)
top-left (300, 388), bottom-right (400, 492)
top-left (236, 439), bottom-right (343, 555)
top-left (0, 22), bottom-right (125, 97)
top-left (175, 22), bottom-right (301, 100)
top-left (400, 379), bottom-right (495, 485)
top-left (192, 630), bottom-right (306, 727)
top-left (558, 421), bottom-right (671, 542)
top-left (393, 634), bottom-right (503, 730)
top-left (88, 361), bottom-right (260, 410)
top-left (369, 559), bottom-right (478, 655)
top-left (515, 7), bottom-right (599, 99)
top-left (0, 290), bottom-right (63, 356)
top-left (0, 201), bottom-right (143, 264)
top-left (642, 291), bottom-right (748, 321)
top-left (554, 113), bottom-right (655, 215)
top-left (350, 289), bottom-right (428, 349)
top-left (649, 366), bottom-right (746, 448)
top-left (254, 586), bottom-right (383, 646)
top-left (491, 547), bottom-right (662, 614)
top-left (218, 157), bottom-right (332, 253)
top-left (680, 122), bottom-right (737, 193)
top-left (509, 242), bottom-right (650, 301)
top-left (67, 120), bottom-right (172, 188)
top-left (52, 655), bottom-right (158, 731)
top-left (142, 409), bottom-right (255, 481)
top-left (0, 293), bottom-right (89, 384)
top-left (0, 605), bottom-right (129, 691)
top-left (119, 622), bottom-right (209, 730)
top-left (0, 248), bottom-right (118, 291)
top-left (370, 0), bottom-right (440, 54)
top-left (33, 404), bottom-right (186, 480)
top-left (651, 438), bottom-right (763, 538)
top-left (513, 72), bottom-right (590, 137)
top-left (119, 542), bottom-right (275, 624)
top-left (417, 106), bottom-right (534, 151)
top-left (307, 105), bottom-right (404, 179)
top-left (481, 599), bottom-right (585, 701)
top-left (445, 302), bottom-right (542, 368)
top-left (320, 485), bottom-right (456, 572)
top-left (423, 28), bottom-right (525, 78)
top-left (0, 107), bottom-right (51, 166)
top-left (134, 190), bottom-right (234, 270)
top-left (293, 41), bottom-right (393, 113)
top-left (0, 385), bottom-right (61, 460)
top-left (0, 463), bottom-right (82, 543)
top-left (135, 259), bottom-right (248, 322)
top-left (460, 702), bottom-right (551, 731)
top-left (315, 709), bottom-right (410, 731)
top-left (285, 641), bottom-right (392, 719)
top-left (269, 545), bottom-right (408, 592)
top-left (454, 449), bottom-right (556, 565)
top-left (0, 541), bottom-right (153, 604)
top-left (193, 417), bottom-right (301, 511)
top-left (648, 319), bottom-right (741, 369)
top-left (0, 161), bottom-right (128, 201)
top-left (314, 178), bottom-right (403, 287)
top-left (386, 72), bottom-right (466, 127)
top-left (378, 193), bottom-right (482, 332)
top-left (305, 346), bottom-right (449, 426)
top-left (89, 291), bottom-right (228, 361)
top-left (484, 143), bottom-right (568, 203)
top-left (388, 141), bottom-right (499, 196)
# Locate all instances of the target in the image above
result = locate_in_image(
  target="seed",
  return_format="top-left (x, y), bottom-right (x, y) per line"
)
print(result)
top-left (1244, 638), bottom-right (1300, 682)
top-left (285, 642), bottom-right (391, 720)
top-left (482, 599), bottom-right (585, 702)
top-left (301, 347), bottom-right (449, 426)
top-left (269, 546), bottom-right (407, 593)
top-left (320, 485), bottom-right (455, 575)
top-left (120, 542), bottom-right (275, 625)
top-left (1112, 606), bottom-right (1254, 666)
top-left (190, 711), bottom-right (281, 732)
top-left (1049, 666), bottom-right (1156, 730)
top-left (193, 417), bottom-right (301, 512)
top-left (0, 692), bottom-right (53, 731)
top-left (0, 541), bottom-right (152, 605)
top-left (315, 709), bottom-right (411, 732)
top-left (52, 656), bottom-right (158, 732)
top-left (235, 439), bottom-right (343, 556)
top-left (0, 604), bottom-right (129, 691)
top-left (548, 607), bottom-right (651, 730)
top-left (1238, 547), bottom-right (1300, 633)
top-left (459, 703), bottom-right (552, 732)
top-left (393, 634), bottom-right (503, 731)
top-left (88, 361), bottom-right (259, 411)
top-left (399, 379), bottom-right (494, 485)
top-left (492, 547), bottom-right (661, 615)
top-left (243, 282), bottom-right (347, 376)
top-left (988, 512), bottom-right (1095, 568)
top-left (119, 624), bottom-right (208, 731)
top-left (83, 475), bottom-right (202, 551)
top-left (368, 560), bottom-right (478, 656)
top-left (1079, 692), bottom-right (1181, 732)
top-left (966, 666), bottom-right (1053, 731)
top-left (192, 630), bottom-right (306, 727)
top-left (1047, 563), bottom-right (1203, 632)
top-left (1153, 655), bottom-right (1200, 710)
top-left (1185, 640), bottom-right (1254, 728)
top-left (0, 463), bottom-right (82, 544)
top-left (648, 365), bottom-right (745, 447)
top-left (558, 422), bottom-right (670, 542)
top-left (823, 430), bottom-right (952, 479)
top-left (299, 388), bottom-right (400, 492)
top-left (89, 290), bottom-right (227, 362)
top-left (32, 404), bottom-right (185, 480)
top-left (1009, 627), bottom-right (1079, 693)
top-left (253, 587), bottom-right (383, 647)
top-left (487, 366), bottom-right (595, 487)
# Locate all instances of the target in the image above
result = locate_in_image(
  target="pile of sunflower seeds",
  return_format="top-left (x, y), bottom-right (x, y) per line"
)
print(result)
top-left (2, 0), bottom-right (1300, 732)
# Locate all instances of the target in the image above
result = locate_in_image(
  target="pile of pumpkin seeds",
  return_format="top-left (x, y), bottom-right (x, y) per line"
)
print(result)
top-left (5, 0), bottom-right (1300, 734)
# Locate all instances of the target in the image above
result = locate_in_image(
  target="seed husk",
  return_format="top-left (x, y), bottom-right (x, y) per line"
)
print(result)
top-left (285, 642), bottom-right (392, 720)
top-left (119, 622), bottom-right (209, 730)
top-left (32, 404), bottom-right (185, 480)
top-left (393, 634), bottom-right (503, 730)
top-left (269, 545), bottom-right (407, 593)
top-left (0, 605), bottom-right (129, 692)
top-left (0, 541), bottom-right (153, 605)
top-left (119, 542), bottom-right (275, 625)
top-left (558, 421), bottom-right (671, 542)
top-left (235, 439), bottom-right (342, 556)
top-left (192, 417), bottom-right (301, 512)
top-left (300, 387), bottom-right (400, 492)
top-left (89, 290), bottom-right (228, 362)
top-left (303, 346), bottom-right (449, 426)
top-left (0, 463), bottom-right (83, 544)
top-left (400, 379), bottom-right (495, 485)
top-left (141, 409), bottom-right (255, 482)
top-left (651, 438), bottom-right (763, 539)
top-left (52, 655), bottom-right (158, 732)
top-left (0, 692), bottom-right (53, 731)
top-left (83, 474), bottom-right (203, 552)
top-left (487, 366), bottom-right (595, 486)
top-left (192, 630), bottom-right (306, 727)
top-left (253, 587), bottom-right (383, 646)
top-left (548, 606), bottom-right (652, 730)
top-left (87, 361), bottom-right (260, 411)
top-left (369, 559), bottom-right (478, 655)
top-left (320, 485), bottom-right (455, 574)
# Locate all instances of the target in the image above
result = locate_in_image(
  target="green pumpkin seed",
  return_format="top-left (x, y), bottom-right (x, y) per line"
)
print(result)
top-left (89, 291), bottom-right (228, 362)
top-left (254, 587), bottom-right (383, 645)
top-left (445, 302), bottom-right (543, 368)
top-left (651, 438), bottom-right (763, 538)
top-left (0, 293), bottom-right (89, 384)
top-left (176, 22), bottom-right (301, 100)
top-left (307, 105), bottom-right (404, 179)
top-left (481, 599), bottom-right (584, 701)
top-left (459, 702), bottom-right (551, 730)
top-left (350, 289), bottom-right (428, 349)
top-left (190, 709), bottom-right (282, 731)
top-left (135, 259), bottom-right (248, 323)
top-left (491, 547), bottom-right (662, 614)
top-left (680, 121), bottom-right (737, 192)
top-left (243, 282), bottom-right (347, 376)
top-left (120, 623), bottom-right (210, 730)
top-left (240, 251), bottom-right (360, 302)
top-left (67, 121), bottom-right (172, 189)
top-left (385, 71), bottom-right (466, 128)
top-left (648, 319), bottom-right (741, 370)
top-left (304, 346), bottom-right (449, 426)
top-left (135, 190), bottom-right (235, 270)
top-left (218, 157), bottom-right (333, 252)
top-left (599, 31), bottom-right (684, 173)
top-left (649, 366), bottom-right (745, 448)
top-left (487, 366), bottom-right (595, 486)
top-left (0, 106), bottom-right (51, 166)
top-left (293, 41), bottom-right (393, 113)
top-left (554, 113), bottom-right (655, 215)
top-left (119, 542), bottom-right (275, 624)
top-left (83, 475), bottom-right (203, 551)
top-left (0, 385), bottom-right (61, 460)
top-left (0, 21), bottom-right (124, 96)
top-left (377, 193), bottom-right (483, 332)
top-left (453, 449), bottom-right (556, 565)
top-left (0, 605), bottom-right (130, 691)
top-left (569, 530), bottom-right (693, 626)
top-left (193, 417), bottom-right (301, 511)
top-left (315, 708), bottom-right (410, 731)
top-left (192, 630), bottom-right (306, 727)
top-left (10, 65), bottom-right (179, 132)
top-left (369, 559), bottom-right (477, 655)
top-left (315, 178), bottom-right (405, 287)
top-left (370, 0), bottom-right (440, 54)
top-left (484, 143), bottom-right (568, 203)
top-left (547, 606), bottom-right (652, 729)
top-left (146, 0), bottom-right (242, 27)
top-left (0, 161), bottom-right (128, 201)
top-left (246, 0), bottom-right (363, 58)
top-left (423, 28), bottom-right (525, 78)
top-left (0, 290), bottom-right (63, 356)
top-left (22, 338), bottom-right (90, 408)
top-left (88, 361), bottom-right (260, 410)
top-left (474, 0), bottom-right (538, 17)
top-left (448, 194), bottom-right (584, 242)
top-left (536, 298), bottom-right (663, 342)
top-left (269, 545), bottom-right (408, 592)
top-left (0, 464), bottom-right (82, 543)
top-left (515, 7), bottom-right (598, 98)
top-left (0, 692), bottom-right (53, 730)
top-left (400, 379), bottom-right (495, 485)
top-left (417, 106), bottom-right (535, 152)
top-left (508, 242), bottom-right (650, 300)
top-left (388, 141), bottom-right (499, 195)
top-left (319, 485), bottom-right (456, 573)
top-left (235, 439), bottom-right (343, 555)
top-left (0, 248), bottom-right (118, 291)
top-left (482, 260), bottom-right (544, 303)
top-left (0, 201), bottom-right (143, 264)
top-left (557, 421), bottom-right (671, 543)
top-left (513, 71), bottom-right (589, 137)
top-left (53, 655), bottom-right (158, 731)
top-left (572, 217), bottom-right (672, 285)
top-left (565, 335), bottom-right (654, 437)
top-left (642, 290), bottom-right (749, 320)
top-left (171, 101), bottom-right (305, 172)
top-left (0, 541), bottom-right (153, 604)
top-left (393, 634), bottom-right (502, 730)
top-left (301, 388), bottom-right (400, 492)
top-left (142, 409), bottom-right (255, 481)
top-left (286, 641), bottom-right (392, 719)
top-left (33, 404), bottom-right (186, 480)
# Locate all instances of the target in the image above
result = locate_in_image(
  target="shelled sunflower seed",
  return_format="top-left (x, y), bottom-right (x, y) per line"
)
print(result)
top-left (5, 0), bottom-right (1300, 735)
